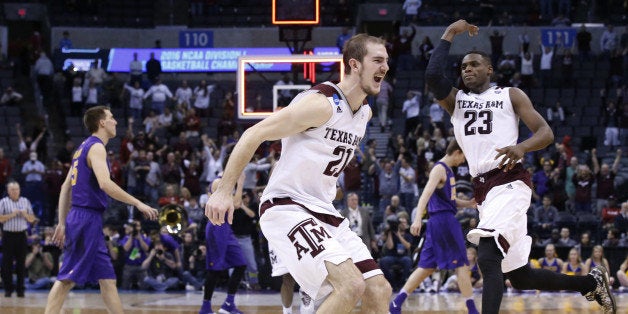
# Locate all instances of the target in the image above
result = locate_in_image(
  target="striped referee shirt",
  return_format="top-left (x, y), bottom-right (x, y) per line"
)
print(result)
top-left (0, 196), bottom-right (33, 232)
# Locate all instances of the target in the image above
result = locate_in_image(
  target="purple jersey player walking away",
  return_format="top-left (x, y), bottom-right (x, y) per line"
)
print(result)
top-left (45, 106), bottom-right (158, 314)
top-left (199, 172), bottom-right (248, 314)
top-left (390, 139), bottom-right (479, 314)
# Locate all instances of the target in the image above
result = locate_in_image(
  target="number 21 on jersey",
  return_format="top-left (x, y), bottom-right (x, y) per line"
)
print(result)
top-left (323, 146), bottom-right (353, 177)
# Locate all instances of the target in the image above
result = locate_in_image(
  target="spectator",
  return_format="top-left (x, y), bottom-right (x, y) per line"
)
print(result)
top-left (398, 153), bottom-right (417, 213)
top-left (21, 152), bottom-right (46, 220)
top-left (58, 31), bottom-right (73, 49)
top-left (540, 228), bottom-right (561, 246)
top-left (84, 61), bottom-right (107, 94)
top-left (600, 24), bottom-right (618, 58)
top-left (583, 245), bottom-right (613, 279)
top-left (532, 159), bottom-right (554, 204)
top-left (25, 236), bottom-right (54, 290)
top-left (564, 156), bottom-right (578, 210)
top-left (129, 52), bottom-right (143, 86)
top-left (392, 25), bottom-right (417, 71)
top-left (402, 0), bottom-right (421, 25)
top-left (556, 227), bottom-right (578, 247)
top-left (174, 80), bottom-right (193, 109)
top-left (417, 36), bottom-right (434, 70)
top-left (402, 90), bottom-right (421, 136)
top-left (601, 196), bottom-right (621, 230)
top-left (572, 165), bottom-right (594, 213)
top-left (576, 25), bottom-right (592, 63)
top-left (488, 29), bottom-right (505, 66)
top-left (83, 80), bottom-right (99, 110)
top-left (428, 97), bottom-right (446, 131)
top-left (336, 27), bottom-right (352, 52)
top-left (616, 254), bottom-right (628, 290)
top-left (141, 240), bottom-right (180, 291)
top-left (539, 43), bottom-right (555, 87)
top-left (561, 248), bottom-right (585, 276)
top-left (519, 49), bottom-right (534, 90)
top-left (0, 148), bottom-right (12, 188)
top-left (119, 221), bottom-right (151, 290)
top-left (576, 232), bottom-right (595, 251)
top-left (158, 184), bottom-right (181, 207)
top-left (144, 151), bottom-right (162, 206)
top-left (143, 78), bottom-right (173, 115)
top-left (43, 160), bottom-right (64, 226)
top-left (231, 190), bottom-right (261, 290)
top-left (592, 148), bottom-right (622, 213)
top-left (184, 108), bottom-right (201, 138)
top-left (122, 81), bottom-right (145, 122)
top-left (182, 243), bottom-right (206, 291)
top-left (378, 215), bottom-right (413, 290)
top-left (340, 192), bottom-right (378, 255)
top-left (560, 48), bottom-right (574, 87)
top-left (443, 247), bottom-right (483, 291)
top-left (0, 86), bottom-right (23, 106)
top-left (69, 78), bottom-right (83, 117)
top-left (34, 52), bottom-right (54, 108)
top-left (376, 78), bottom-right (393, 131)
top-left (602, 228), bottom-right (624, 247)
top-left (146, 52), bottom-right (162, 83)
top-left (547, 101), bottom-right (565, 132)
top-left (538, 244), bottom-right (563, 273)
top-left (534, 195), bottom-right (559, 239)
top-left (0, 181), bottom-right (37, 297)
top-left (601, 101), bottom-right (621, 149)
top-left (370, 158), bottom-right (400, 224)
top-left (192, 80), bottom-right (215, 118)
top-left (550, 14), bottom-right (571, 27)
top-left (615, 201), bottom-right (628, 236)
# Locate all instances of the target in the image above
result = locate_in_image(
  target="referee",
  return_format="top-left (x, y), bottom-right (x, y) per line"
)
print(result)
top-left (0, 181), bottom-right (37, 297)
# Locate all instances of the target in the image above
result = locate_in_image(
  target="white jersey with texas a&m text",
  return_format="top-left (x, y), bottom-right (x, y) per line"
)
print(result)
top-left (451, 86), bottom-right (519, 177)
top-left (261, 81), bottom-right (371, 217)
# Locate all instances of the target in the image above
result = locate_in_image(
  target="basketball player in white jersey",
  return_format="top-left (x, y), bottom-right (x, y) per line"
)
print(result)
top-left (205, 34), bottom-right (392, 313)
top-left (425, 19), bottom-right (616, 313)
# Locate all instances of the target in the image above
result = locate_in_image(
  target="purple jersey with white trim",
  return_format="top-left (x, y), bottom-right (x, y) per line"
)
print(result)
top-left (70, 136), bottom-right (108, 211)
top-left (427, 161), bottom-right (457, 215)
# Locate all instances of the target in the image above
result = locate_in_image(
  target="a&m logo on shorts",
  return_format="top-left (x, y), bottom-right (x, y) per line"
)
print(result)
top-left (288, 218), bottom-right (332, 260)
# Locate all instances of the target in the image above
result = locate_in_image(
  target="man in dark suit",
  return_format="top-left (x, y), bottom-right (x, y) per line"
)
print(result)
top-left (614, 201), bottom-right (628, 236)
top-left (340, 192), bottom-right (378, 256)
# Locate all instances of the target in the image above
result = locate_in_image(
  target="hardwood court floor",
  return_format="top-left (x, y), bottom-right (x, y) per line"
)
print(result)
top-left (1, 289), bottom-right (627, 313)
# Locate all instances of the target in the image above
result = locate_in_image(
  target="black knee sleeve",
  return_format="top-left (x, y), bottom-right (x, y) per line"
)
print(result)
top-left (227, 266), bottom-right (246, 294)
top-left (477, 237), bottom-right (505, 314)
top-left (506, 264), bottom-right (535, 290)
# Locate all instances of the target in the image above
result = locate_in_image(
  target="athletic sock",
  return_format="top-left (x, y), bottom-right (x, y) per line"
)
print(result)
top-left (282, 306), bottom-right (293, 314)
top-left (199, 300), bottom-right (212, 314)
top-left (466, 298), bottom-right (479, 314)
top-left (393, 289), bottom-right (408, 306)
top-left (225, 294), bottom-right (235, 304)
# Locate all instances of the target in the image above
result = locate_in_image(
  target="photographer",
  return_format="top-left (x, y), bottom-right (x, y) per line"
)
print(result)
top-left (103, 225), bottom-right (122, 284)
top-left (119, 220), bottom-right (151, 289)
top-left (141, 240), bottom-right (180, 291)
top-left (25, 236), bottom-right (54, 290)
top-left (182, 243), bottom-right (206, 290)
top-left (378, 213), bottom-right (414, 290)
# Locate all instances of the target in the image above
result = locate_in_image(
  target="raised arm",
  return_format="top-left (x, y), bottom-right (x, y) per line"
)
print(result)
top-left (206, 92), bottom-right (332, 225)
top-left (425, 19), bottom-right (479, 115)
top-left (612, 149), bottom-right (623, 174)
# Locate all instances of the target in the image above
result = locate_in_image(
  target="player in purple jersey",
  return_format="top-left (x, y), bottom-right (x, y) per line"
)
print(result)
top-left (390, 140), bottom-right (478, 314)
top-left (199, 172), bottom-right (248, 314)
top-left (45, 106), bottom-right (158, 314)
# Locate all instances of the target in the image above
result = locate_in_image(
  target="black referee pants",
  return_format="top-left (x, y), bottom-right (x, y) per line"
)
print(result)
top-left (1, 231), bottom-right (27, 295)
